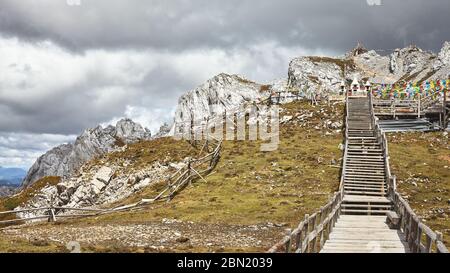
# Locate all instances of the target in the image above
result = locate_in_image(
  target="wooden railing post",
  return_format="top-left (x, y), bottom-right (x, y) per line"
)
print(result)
top-left (436, 231), bottom-right (443, 245)
top-left (47, 196), bottom-right (57, 223)
top-left (303, 214), bottom-right (310, 253)
top-left (187, 158), bottom-right (192, 186)
top-left (285, 229), bottom-right (293, 253)
top-left (418, 93), bottom-right (421, 118)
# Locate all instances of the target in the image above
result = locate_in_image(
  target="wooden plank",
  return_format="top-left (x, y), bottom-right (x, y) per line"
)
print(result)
top-left (343, 195), bottom-right (390, 203)
top-left (321, 248), bottom-right (408, 253)
top-left (334, 223), bottom-right (390, 228)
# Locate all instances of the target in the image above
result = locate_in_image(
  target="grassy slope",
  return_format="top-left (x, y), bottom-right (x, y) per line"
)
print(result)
top-left (388, 132), bottom-right (450, 248)
top-left (81, 101), bottom-right (344, 226)
top-left (0, 176), bottom-right (61, 223)
top-left (87, 137), bottom-right (198, 175)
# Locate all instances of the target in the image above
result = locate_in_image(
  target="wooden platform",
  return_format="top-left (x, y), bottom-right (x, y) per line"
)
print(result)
top-left (343, 195), bottom-right (390, 203)
top-left (320, 216), bottom-right (410, 253)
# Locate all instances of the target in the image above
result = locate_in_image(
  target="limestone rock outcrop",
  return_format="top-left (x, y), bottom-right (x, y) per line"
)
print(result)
top-left (22, 119), bottom-right (151, 187)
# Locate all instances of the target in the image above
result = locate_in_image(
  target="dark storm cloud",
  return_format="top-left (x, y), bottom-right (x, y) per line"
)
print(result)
top-left (0, 0), bottom-right (449, 53)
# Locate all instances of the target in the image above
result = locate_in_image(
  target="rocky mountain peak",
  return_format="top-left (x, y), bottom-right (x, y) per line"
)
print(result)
top-left (115, 118), bottom-right (151, 143)
top-left (172, 73), bottom-right (265, 127)
top-left (438, 41), bottom-right (450, 67)
top-left (288, 41), bottom-right (450, 92)
top-left (22, 119), bottom-right (151, 187)
top-left (347, 42), bottom-right (369, 57)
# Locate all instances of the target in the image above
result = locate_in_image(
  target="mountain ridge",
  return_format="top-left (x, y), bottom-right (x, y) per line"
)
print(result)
top-left (0, 167), bottom-right (26, 186)
top-left (21, 118), bottom-right (152, 188)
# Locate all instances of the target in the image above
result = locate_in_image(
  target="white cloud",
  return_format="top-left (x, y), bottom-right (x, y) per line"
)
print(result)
top-left (102, 105), bottom-right (177, 135)
top-left (0, 132), bottom-right (76, 169)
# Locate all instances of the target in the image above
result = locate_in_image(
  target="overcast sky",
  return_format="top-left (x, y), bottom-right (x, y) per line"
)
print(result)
top-left (0, 0), bottom-right (449, 169)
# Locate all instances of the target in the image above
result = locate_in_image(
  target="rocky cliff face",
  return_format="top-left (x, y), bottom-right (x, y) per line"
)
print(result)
top-left (0, 186), bottom-right (19, 197)
top-left (17, 162), bottom-right (172, 217)
top-left (287, 42), bottom-right (450, 95)
top-left (287, 56), bottom-right (351, 96)
top-left (22, 119), bottom-right (151, 187)
top-left (172, 73), bottom-right (268, 128)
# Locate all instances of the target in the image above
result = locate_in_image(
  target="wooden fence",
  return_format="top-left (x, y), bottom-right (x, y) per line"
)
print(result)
top-left (267, 94), bottom-right (349, 253)
top-left (142, 138), bottom-right (222, 203)
top-left (267, 191), bottom-right (343, 253)
top-left (370, 92), bottom-right (449, 253)
top-left (0, 138), bottom-right (222, 226)
top-left (373, 92), bottom-right (445, 119)
top-left (0, 206), bottom-right (109, 225)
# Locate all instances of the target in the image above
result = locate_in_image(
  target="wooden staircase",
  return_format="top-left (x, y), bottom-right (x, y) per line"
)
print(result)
top-left (321, 96), bottom-right (409, 253)
top-left (342, 97), bottom-right (392, 216)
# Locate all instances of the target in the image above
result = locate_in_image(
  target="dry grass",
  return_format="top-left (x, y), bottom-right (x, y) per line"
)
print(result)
top-left (0, 236), bottom-right (63, 253)
top-left (388, 132), bottom-right (450, 248)
top-left (0, 176), bottom-right (61, 225)
top-left (4, 177), bottom-right (61, 209)
top-left (76, 101), bottom-right (344, 227)
top-left (260, 85), bottom-right (272, 92)
top-left (308, 56), bottom-right (357, 74)
top-left (87, 137), bottom-right (198, 175)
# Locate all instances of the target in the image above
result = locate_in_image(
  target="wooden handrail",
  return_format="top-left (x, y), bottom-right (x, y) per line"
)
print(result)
top-left (339, 92), bottom-right (349, 191)
top-left (268, 191), bottom-right (343, 253)
top-left (370, 92), bottom-right (449, 253)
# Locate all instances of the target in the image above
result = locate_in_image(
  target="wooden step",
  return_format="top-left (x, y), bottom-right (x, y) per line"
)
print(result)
top-left (347, 156), bottom-right (384, 160)
top-left (346, 164), bottom-right (385, 168)
top-left (348, 149), bottom-right (383, 152)
top-left (345, 180), bottom-right (387, 184)
top-left (347, 155), bottom-right (384, 159)
top-left (323, 240), bottom-right (405, 246)
top-left (321, 247), bottom-right (409, 253)
top-left (341, 204), bottom-right (391, 209)
top-left (346, 161), bottom-right (385, 164)
top-left (346, 162), bottom-right (385, 165)
top-left (347, 143), bottom-right (381, 147)
top-left (348, 143), bottom-right (381, 149)
top-left (344, 189), bottom-right (387, 192)
top-left (345, 189), bottom-right (387, 194)
top-left (347, 153), bottom-right (383, 157)
top-left (329, 232), bottom-right (405, 240)
top-left (344, 181), bottom-right (387, 186)
top-left (346, 160), bottom-right (385, 164)
top-left (345, 179), bottom-right (387, 184)
top-left (341, 209), bottom-right (389, 215)
top-left (345, 186), bottom-right (386, 191)
top-left (343, 195), bottom-right (390, 203)
top-left (345, 173), bottom-right (385, 177)
top-left (345, 168), bottom-right (385, 173)
top-left (345, 171), bottom-right (386, 175)
top-left (344, 175), bottom-right (386, 180)
top-left (344, 188), bottom-right (387, 194)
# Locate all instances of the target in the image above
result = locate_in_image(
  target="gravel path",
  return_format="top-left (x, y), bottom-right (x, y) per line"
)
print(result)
top-left (1, 219), bottom-right (287, 252)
